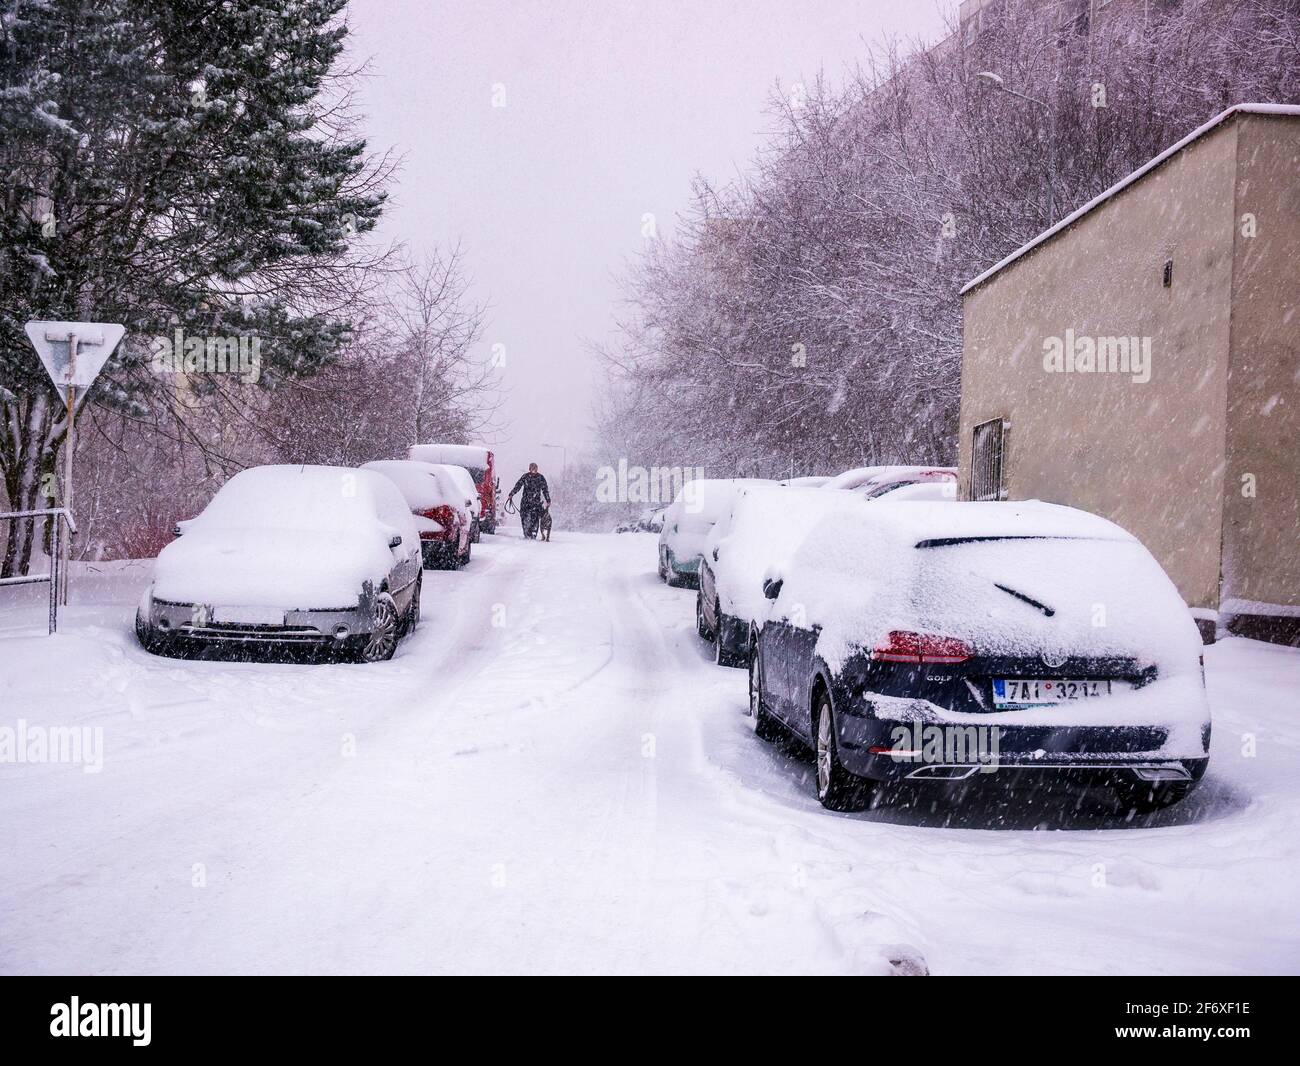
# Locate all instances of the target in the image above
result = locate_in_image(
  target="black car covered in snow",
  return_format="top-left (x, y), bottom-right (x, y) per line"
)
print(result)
top-left (746, 501), bottom-right (1211, 813)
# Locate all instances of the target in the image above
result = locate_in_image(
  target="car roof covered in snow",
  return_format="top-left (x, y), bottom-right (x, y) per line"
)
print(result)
top-left (425, 463), bottom-right (482, 514)
top-left (773, 500), bottom-right (1198, 674)
top-left (362, 460), bottom-right (464, 512)
top-left (408, 443), bottom-right (492, 470)
top-left (666, 477), bottom-right (770, 518)
top-left (827, 499), bottom-right (1136, 547)
top-left (822, 465), bottom-right (956, 492)
top-left (195, 464), bottom-right (406, 528)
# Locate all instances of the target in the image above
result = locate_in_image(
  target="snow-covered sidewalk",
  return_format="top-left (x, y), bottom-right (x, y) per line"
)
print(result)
top-left (0, 531), bottom-right (1297, 974)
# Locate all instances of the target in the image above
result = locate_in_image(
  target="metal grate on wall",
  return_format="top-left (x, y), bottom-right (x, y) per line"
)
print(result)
top-left (971, 417), bottom-right (1009, 502)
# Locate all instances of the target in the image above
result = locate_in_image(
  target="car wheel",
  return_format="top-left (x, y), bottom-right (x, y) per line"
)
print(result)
top-left (134, 609), bottom-right (173, 656)
top-left (814, 694), bottom-right (872, 811)
top-left (747, 642), bottom-right (781, 741)
top-left (696, 592), bottom-right (711, 640)
top-left (471, 519), bottom-right (481, 544)
top-left (356, 593), bottom-right (400, 663)
top-left (403, 573), bottom-right (422, 634)
top-left (1114, 779), bottom-right (1194, 813)
top-left (460, 536), bottom-right (472, 567)
top-left (658, 550), bottom-right (670, 582)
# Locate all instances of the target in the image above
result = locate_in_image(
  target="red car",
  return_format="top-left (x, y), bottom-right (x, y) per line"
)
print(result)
top-left (362, 461), bottom-right (473, 569)
top-left (408, 444), bottom-right (499, 534)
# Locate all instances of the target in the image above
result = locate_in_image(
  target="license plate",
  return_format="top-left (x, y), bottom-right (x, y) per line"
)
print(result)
top-left (992, 678), bottom-right (1117, 707)
top-left (211, 605), bottom-right (285, 626)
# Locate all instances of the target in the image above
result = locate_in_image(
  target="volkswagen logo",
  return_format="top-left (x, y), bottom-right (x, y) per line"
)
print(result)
top-left (1041, 651), bottom-right (1067, 669)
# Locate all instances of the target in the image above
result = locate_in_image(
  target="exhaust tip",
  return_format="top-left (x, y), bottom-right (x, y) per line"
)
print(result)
top-left (906, 764), bottom-right (981, 781)
top-left (1131, 765), bottom-right (1191, 783)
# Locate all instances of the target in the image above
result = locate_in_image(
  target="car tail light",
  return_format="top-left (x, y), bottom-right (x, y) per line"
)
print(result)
top-left (418, 505), bottom-right (457, 537)
top-left (872, 630), bottom-right (973, 664)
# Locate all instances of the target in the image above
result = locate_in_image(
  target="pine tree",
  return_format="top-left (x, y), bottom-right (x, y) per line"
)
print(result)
top-left (0, 0), bottom-right (386, 575)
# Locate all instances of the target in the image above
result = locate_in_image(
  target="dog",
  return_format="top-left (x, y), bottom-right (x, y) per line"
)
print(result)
top-left (539, 504), bottom-right (553, 542)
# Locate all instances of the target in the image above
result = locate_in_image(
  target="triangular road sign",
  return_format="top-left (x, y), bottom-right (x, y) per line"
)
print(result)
top-left (25, 320), bottom-right (125, 410)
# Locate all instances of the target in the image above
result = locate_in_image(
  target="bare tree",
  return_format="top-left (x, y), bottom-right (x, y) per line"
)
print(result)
top-left (595, 0), bottom-right (1300, 480)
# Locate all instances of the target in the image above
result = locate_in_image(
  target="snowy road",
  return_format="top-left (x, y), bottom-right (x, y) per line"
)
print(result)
top-left (1, 530), bottom-right (1298, 974)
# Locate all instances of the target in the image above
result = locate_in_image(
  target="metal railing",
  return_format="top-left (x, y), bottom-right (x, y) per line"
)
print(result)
top-left (0, 507), bottom-right (78, 634)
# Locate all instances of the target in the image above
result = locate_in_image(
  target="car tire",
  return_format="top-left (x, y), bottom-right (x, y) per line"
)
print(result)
top-left (471, 519), bottom-right (481, 544)
top-left (657, 550), bottom-right (669, 582)
top-left (356, 593), bottom-right (400, 663)
top-left (814, 694), bottom-right (872, 812)
top-left (403, 573), bottom-right (422, 634)
top-left (456, 535), bottom-right (472, 569)
top-left (134, 609), bottom-right (174, 656)
top-left (747, 642), bottom-right (781, 742)
top-left (696, 592), bottom-right (711, 640)
top-left (1114, 779), bottom-right (1194, 813)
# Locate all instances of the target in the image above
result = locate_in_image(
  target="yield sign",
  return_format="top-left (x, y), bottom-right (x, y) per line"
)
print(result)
top-left (24, 320), bottom-right (125, 410)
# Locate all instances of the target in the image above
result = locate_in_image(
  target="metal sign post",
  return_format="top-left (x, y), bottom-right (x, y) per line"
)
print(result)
top-left (24, 320), bottom-right (124, 604)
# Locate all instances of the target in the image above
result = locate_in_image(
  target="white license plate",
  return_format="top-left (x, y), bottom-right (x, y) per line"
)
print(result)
top-left (992, 678), bottom-right (1120, 707)
top-left (211, 605), bottom-right (285, 626)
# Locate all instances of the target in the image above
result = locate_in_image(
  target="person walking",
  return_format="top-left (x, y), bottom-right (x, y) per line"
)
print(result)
top-left (507, 462), bottom-right (551, 540)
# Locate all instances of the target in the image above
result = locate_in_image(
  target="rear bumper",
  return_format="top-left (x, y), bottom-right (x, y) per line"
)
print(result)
top-left (835, 712), bottom-right (1209, 786)
top-left (717, 612), bottom-right (750, 657)
top-left (666, 551), bottom-right (700, 577)
top-left (146, 597), bottom-right (367, 646)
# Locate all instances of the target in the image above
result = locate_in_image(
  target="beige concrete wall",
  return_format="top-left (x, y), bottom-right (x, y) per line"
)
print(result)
top-left (958, 119), bottom-right (1240, 610)
top-left (1222, 114), bottom-right (1300, 612)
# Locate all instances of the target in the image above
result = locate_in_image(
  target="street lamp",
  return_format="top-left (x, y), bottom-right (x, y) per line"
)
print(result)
top-left (977, 70), bottom-right (1056, 226)
top-left (540, 442), bottom-right (567, 479)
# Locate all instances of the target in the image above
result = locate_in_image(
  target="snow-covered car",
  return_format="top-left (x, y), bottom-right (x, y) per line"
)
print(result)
top-left (429, 463), bottom-right (484, 542)
top-left (361, 460), bottom-right (473, 569)
top-left (618, 506), bottom-right (669, 534)
top-left (657, 478), bottom-right (769, 587)
top-left (865, 479), bottom-right (957, 502)
top-left (780, 475), bottom-right (831, 488)
top-left (136, 465), bottom-right (422, 663)
top-left (408, 443), bottom-right (498, 534)
top-left (748, 501), bottom-right (1211, 813)
top-left (696, 484), bottom-right (867, 667)
top-left (822, 465), bottom-right (956, 496)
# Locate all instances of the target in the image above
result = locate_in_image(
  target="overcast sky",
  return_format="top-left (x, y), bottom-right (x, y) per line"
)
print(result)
top-left (347, 0), bottom-right (950, 484)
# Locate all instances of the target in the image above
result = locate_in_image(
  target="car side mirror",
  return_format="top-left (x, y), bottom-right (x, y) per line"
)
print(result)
top-left (388, 534), bottom-right (403, 548)
top-left (762, 577), bottom-right (783, 600)
top-left (711, 546), bottom-right (720, 561)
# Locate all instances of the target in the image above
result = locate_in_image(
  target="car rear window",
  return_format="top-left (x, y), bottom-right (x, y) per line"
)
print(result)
top-left (907, 534), bottom-right (1190, 659)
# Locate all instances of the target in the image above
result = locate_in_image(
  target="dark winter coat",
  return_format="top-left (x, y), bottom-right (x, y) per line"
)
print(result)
top-left (510, 471), bottom-right (551, 510)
